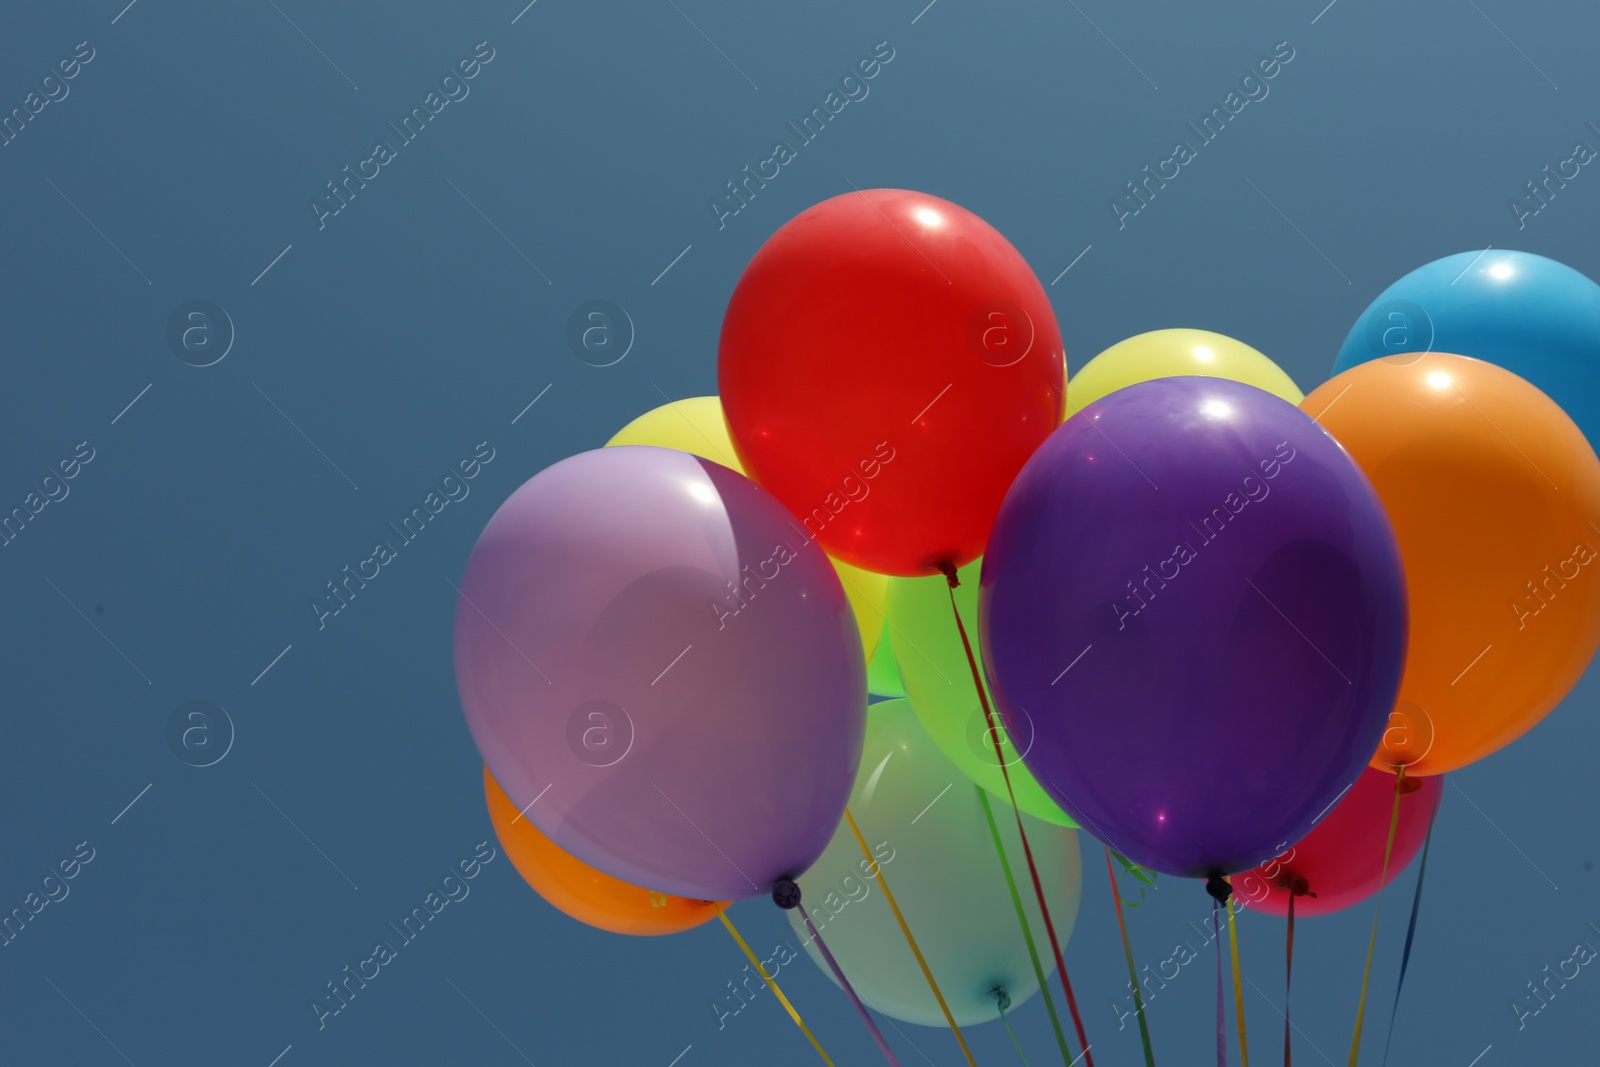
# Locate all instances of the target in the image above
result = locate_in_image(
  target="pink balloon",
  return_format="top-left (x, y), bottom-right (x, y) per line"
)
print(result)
top-left (1231, 766), bottom-right (1442, 918)
top-left (454, 446), bottom-right (866, 901)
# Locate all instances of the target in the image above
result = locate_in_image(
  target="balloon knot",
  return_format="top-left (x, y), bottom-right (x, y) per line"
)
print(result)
top-left (990, 988), bottom-right (1013, 1012)
top-left (1288, 876), bottom-right (1311, 897)
top-left (937, 560), bottom-right (960, 588)
top-left (1204, 873), bottom-right (1232, 904)
top-left (771, 878), bottom-right (802, 910)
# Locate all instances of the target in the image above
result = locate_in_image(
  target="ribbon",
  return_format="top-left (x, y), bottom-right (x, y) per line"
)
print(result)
top-left (980, 786), bottom-right (1079, 1066)
top-left (798, 901), bottom-right (900, 1066)
top-left (1346, 766), bottom-right (1405, 1066)
top-left (1229, 895), bottom-right (1250, 1067)
top-left (1285, 892), bottom-right (1296, 1067)
top-left (995, 991), bottom-right (1035, 1066)
top-left (943, 571), bottom-right (1094, 1067)
top-left (1106, 846), bottom-right (1158, 1067)
top-left (1214, 898), bottom-right (1227, 1067)
top-left (1380, 780), bottom-right (1442, 1066)
top-left (844, 808), bottom-right (979, 1067)
top-left (714, 904), bottom-right (835, 1066)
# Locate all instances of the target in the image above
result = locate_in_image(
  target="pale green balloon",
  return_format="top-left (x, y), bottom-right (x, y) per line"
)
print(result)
top-left (866, 620), bottom-right (906, 698)
top-left (886, 559), bottom-right (1076, 827)
top-left (788, 699), bottom-right (1081, 1027)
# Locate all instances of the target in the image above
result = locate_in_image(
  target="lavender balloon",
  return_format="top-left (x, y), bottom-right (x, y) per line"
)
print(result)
top-left (981, 378), bottom-right (1406, 880)
top-left (454, 446), bottom-right (866, 901)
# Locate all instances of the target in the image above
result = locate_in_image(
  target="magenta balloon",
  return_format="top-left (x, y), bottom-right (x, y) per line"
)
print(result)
top-left (453, 446), bottom-right (867, 901)
top-left (980, 378), bottom-right (1407, 880)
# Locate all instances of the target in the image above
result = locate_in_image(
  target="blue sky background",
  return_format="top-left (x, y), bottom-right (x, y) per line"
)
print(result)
top-left (1, 1), bottom-right (1597, 1064)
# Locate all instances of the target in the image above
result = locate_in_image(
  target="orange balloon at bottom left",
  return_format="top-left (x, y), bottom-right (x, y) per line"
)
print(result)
top-left (484, 768), bottom-right (726, 936)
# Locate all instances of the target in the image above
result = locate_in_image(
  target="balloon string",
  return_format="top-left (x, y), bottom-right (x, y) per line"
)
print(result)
top-left (980, 786), bottom-right (1080, 1067)
top-left (1214, 898), bottom-right (1227, 1067)
top-left (997, 996), bottom-right (1035, 1067)
top-left (942, 571), bottom-right (1096, 1067)
top-left (1380, 780), bottom-right (1441, 1067)
top-left (1346, 766), bottom-right (1405, 1067)
top-left (714, 904), bottom-right (836, 1067)
top-left (843, 808), bottom-right (980, 1067)
top-left (1229, 895), bottom-right (1250, 1067)
top-left (798, 901), bottom-right (901, 1066)
top-left (1285, 892), bottom-right (1296, 1067)
top-left (1105, 846), bottom-right (1158, 1067)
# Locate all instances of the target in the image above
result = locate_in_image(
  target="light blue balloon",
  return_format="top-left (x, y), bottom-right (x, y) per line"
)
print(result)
top-left (788, 699), bottom-right (1081, 1028)
top-left (1333, 250), bottom-right (1600, 444)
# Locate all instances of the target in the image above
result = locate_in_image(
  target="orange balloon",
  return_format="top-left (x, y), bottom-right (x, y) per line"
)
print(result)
top-left (1303, 353), bottom-right (1600, 776)
top-left (484, 768), bottom-right (724, 935)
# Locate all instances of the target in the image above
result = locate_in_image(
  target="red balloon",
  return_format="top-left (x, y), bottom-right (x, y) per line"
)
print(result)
top-left (1231, 767), bottom-right (1442, 918)
top-left (718, 189), bottom-right (1064, 576)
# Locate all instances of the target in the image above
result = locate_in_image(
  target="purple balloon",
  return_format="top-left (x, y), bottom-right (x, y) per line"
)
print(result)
top-left (454, 446), bottom-right (866, 901)
top-left (980, 378), bottom-right (1406, 879)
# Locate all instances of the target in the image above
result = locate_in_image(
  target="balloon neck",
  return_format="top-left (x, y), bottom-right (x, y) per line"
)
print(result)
top-left (1281, 875), bottom-right (1311, 897)
top-left (1204, 873), bottom-right (1232, 904)
top-left (771, 877), bottom-right (802, 911)
top-left (1393, 764), bottom-right (1423, 794)
top-left (937, 560), bottom-right (960, 589)
top-left (989, 988), bottom-right (1013, 1012)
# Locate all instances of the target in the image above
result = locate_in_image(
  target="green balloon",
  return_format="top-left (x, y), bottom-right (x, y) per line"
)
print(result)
top-left (885, 559), bottom-right (1076, 827)
top-left (789, 699), bottom-right (1081, 1026)
top-left (866, 620), bottom-right (906, 698)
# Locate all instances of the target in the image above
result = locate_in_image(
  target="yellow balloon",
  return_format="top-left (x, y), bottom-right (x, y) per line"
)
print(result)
top-left (607, 396), bottom-right (888, 660)
top-left (607, 394), bottom-right (741, 465)
top-left (832, 559), bottom-right (888, 661)
top-left (1065, 328), bottom-right (1303, 420)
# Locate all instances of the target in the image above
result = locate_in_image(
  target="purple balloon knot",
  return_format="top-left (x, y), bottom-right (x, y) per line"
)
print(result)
top-left (1204, 873), bottom-right (1233, 904)
top-left (771, 878), bottom-right (802, 910)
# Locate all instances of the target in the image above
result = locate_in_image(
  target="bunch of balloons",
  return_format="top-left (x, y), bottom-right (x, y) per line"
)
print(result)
top-left (449, 174), bottom-right (1600, 1061)
top-left (979, 254), bottom-right (1600, 906)
top-left (453, 190), bottom-right (1087, 1042)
